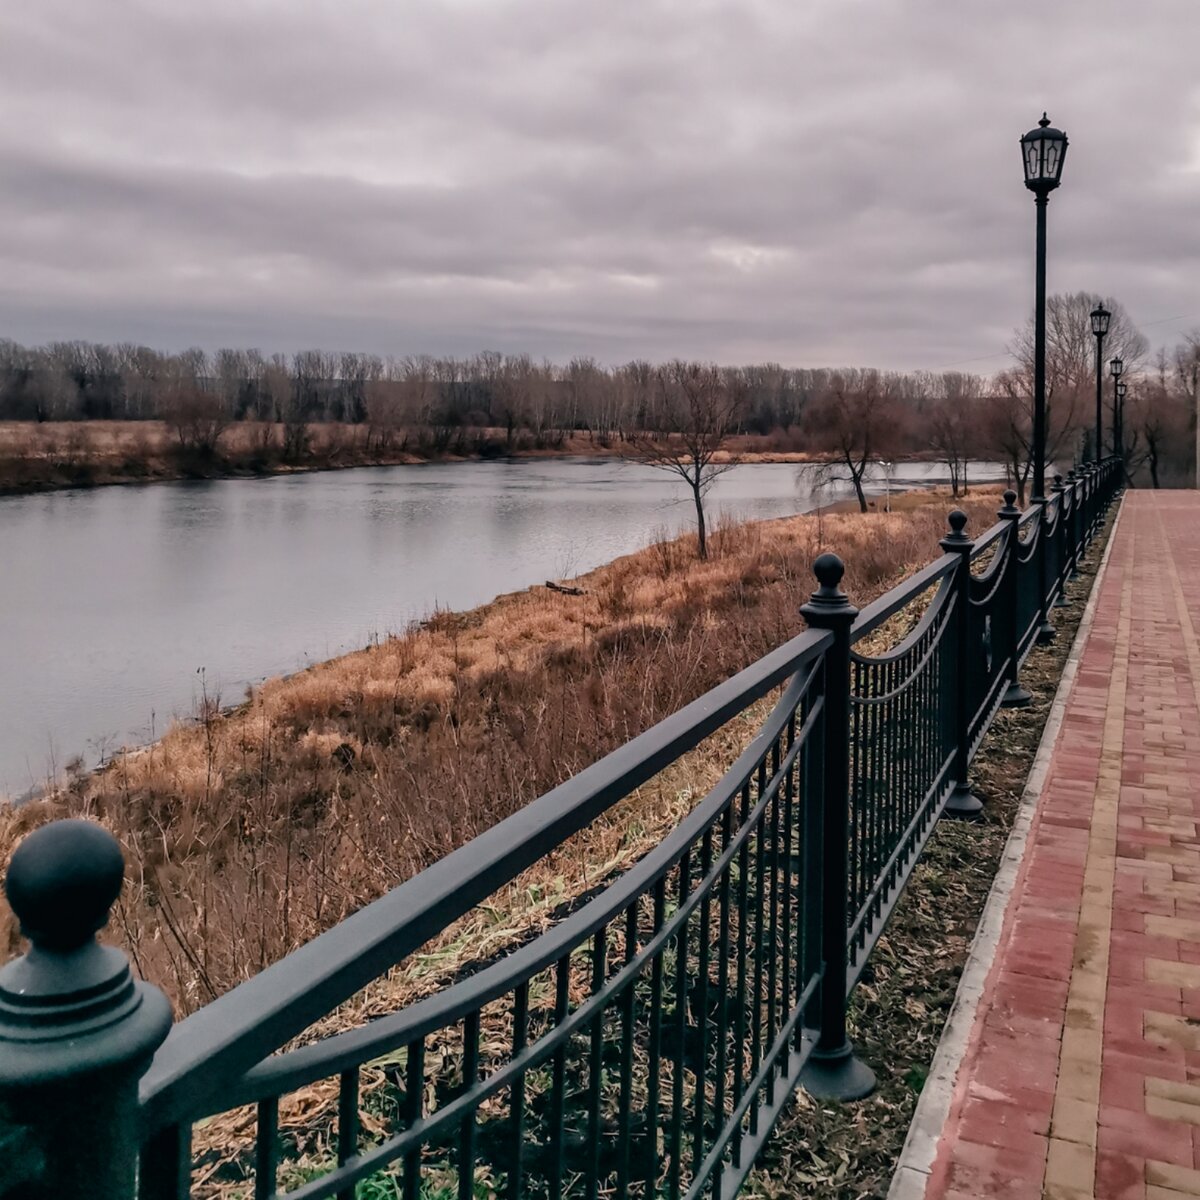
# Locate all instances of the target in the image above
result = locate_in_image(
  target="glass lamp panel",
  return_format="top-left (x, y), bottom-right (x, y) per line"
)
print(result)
top-left (1043, 140), bottom-right (1061, 179)
top-left (1023, 138), bottom-right (1042, 182)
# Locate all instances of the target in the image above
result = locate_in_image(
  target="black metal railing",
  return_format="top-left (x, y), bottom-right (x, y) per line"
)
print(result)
top-left (0, 459), bottom-right (1122, 1200)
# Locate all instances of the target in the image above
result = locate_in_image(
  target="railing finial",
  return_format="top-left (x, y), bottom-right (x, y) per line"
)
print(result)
top-left (0, 819), bottom-right (173, 1199)
top-left (6, 817), bottom-right (124, 949)
top-left (806, 552), bottom-right (851, 611)
top-left (999, 489), bottom-right (1019, 517)
top-left (944, 508), bottom-right (969, 544)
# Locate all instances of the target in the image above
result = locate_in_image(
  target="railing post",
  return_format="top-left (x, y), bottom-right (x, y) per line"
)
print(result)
top-left (798, 552), bottom-right (876, 1101)
top-left (0, 819), bottom-right (173, 1199)
top-left (999, 490), bottom-right (1032, 708)
top-left (1052, 475), bottom-right (1070, 608)
top-left (1082, 464), bottom-right (1094, 545)
top-left (1035, 493), bottom-right (1056, 644)
top-left (1066, 470), bottom-right (1082, 581)
top-left (941, 511), bottom-right (983, 818)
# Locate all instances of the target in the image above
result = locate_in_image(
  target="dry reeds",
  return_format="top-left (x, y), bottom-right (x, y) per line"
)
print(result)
top-left (0, 491), bottom-right (1002, 1014)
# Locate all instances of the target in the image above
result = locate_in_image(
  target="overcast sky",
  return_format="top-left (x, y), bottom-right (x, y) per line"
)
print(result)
top-left (1, 0), bottom-right (1197, 372)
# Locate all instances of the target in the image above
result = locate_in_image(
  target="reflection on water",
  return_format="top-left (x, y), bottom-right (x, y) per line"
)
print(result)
top-left (0, 458), bottom-right (1000, 797)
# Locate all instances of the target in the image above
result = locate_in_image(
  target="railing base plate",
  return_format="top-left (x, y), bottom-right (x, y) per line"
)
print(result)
top-left (1037, 620), bottom-right (1057, 643)
top-left (943, 785), bottom-right (983, 819)
top-left (1001, 682), bottom-right (1033, 708)
top-left (799, 1041), bottom-right (876, 1102)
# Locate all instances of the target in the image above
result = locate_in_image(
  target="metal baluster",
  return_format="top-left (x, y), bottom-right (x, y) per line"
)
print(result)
top-left (404, 1038), bottom-right (425, 1200)
top-left (765, 740), bottom-right (782, 1103)
top-left (748, 758), bottom-right (768, 1130)
top-left (459, 1011), bottom-right (481, 1200)
top-left (141, 1125), bottom-right (193, 1200)
top-left (693, 827), bottom-right (713, 1166)
top-left (714, 803), bottom-right (733, 1137)
top-left (616, 904), bottom-right (638, 1200)
top-left (585, 928), bottom-right (607, 1200)
top-left (646, 879), bottom-right (667, 1192)
top-left (255, 1097), bottom-right (279, 1200)
top-left (548, 959), bottom-right (570, 1200)
top-left (780, 715), bottom-right (796, 1042)
top-left (799, 693), bottom-right (824, 1050)
top-left (850, 661), bottom-right (862, 927)
top-left (730, 783), bottom-right (750, 1167)
top-left (510, 983), bottom-right (529, 1200)
top-left (337, 1067), bottom-right (360, 1200)
top-left (668, 854), bottom-right (690, 1200)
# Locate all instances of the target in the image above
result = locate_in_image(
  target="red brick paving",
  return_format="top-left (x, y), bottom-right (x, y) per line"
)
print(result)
top-left (925, 493), bottom-right (1200, 1200)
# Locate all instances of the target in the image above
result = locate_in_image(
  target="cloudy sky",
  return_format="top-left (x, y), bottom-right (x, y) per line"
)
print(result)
top-left (1, 0), bottom-right (1197, 372)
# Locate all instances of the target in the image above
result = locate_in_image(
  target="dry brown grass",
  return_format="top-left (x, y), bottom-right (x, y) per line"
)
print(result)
top-left (0, 489), bottom-right (1004, 1021)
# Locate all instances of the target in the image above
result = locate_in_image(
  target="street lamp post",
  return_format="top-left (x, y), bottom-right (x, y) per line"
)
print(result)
top-left (1116, 378), bottom-right (1128, 470)
top-left (1020, 112), bottom-right (1068, 643)
top-left (1090, 303), bottom-right (1110, 461)
top-left (1110, 355), bottom-right (1125, 466)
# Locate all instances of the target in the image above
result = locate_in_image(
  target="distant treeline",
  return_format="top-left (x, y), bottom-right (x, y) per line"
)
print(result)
top-left (0, 339), bottom-right (975, 448)
top-left (2, 291), bottom-right (1198, 490)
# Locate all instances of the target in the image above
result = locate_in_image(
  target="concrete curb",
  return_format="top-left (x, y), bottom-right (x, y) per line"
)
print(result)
top-left (886, 499), bottom-right (1125, 1200)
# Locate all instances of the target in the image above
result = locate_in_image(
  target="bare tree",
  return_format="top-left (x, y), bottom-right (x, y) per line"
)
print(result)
top-left (928, 372), bottom-right (984, 497)
top-left (809, 369), bottom-right (901, 513)
top-left (161, 387), bottom-right (230, 456)
top-left (1009, 291), bottom-right (1147, 458)
top-left (623, 361), bottom-right (743, 560)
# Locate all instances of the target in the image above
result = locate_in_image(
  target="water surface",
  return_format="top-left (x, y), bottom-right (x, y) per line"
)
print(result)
top-left (0, 458), bottom-right (996, 797)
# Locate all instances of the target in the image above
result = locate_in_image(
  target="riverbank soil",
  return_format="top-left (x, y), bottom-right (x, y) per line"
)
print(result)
top-left (0, 421), bottom-right (857, 495)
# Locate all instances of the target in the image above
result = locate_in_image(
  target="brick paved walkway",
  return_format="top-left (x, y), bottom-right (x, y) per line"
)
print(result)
top-left (924, 493), bottom-right (1200, 1200)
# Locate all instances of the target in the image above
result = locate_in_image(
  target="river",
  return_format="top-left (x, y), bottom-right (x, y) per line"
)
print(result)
top-left (0, 458), bottom-right (1000, 798)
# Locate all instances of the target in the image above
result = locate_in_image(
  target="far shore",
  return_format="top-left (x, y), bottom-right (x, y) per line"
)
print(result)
top-left (0, 419), bottom-right (951, 498)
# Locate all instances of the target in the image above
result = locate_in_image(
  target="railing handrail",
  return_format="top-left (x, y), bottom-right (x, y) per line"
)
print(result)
top-left (184, 665), bottom-right (827, 1118)
top-left (850, 553), bottom-right (957, 642)
top-left (140, 620), bottom-right (834, 1129)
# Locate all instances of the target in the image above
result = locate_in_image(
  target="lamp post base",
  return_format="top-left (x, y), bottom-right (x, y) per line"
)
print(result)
top-left (1002, 681), bottom-right (1032, 708)
top-left (800, 1040), bottom-right (876, 1102)
top-left (943, 783), bottom-right (983, 819)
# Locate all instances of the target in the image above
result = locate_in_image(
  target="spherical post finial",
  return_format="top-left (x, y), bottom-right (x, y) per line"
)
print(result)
top-left (999, 489), bottom-right (1019, 517)
top-left (941, 509), bottom-right (971, 550)
top-left (5, 818), bottom-right (124, 950)
top-left (802, 552), bottom-right (857, 624)
top-left (812, 551), bottom-right (845, 592)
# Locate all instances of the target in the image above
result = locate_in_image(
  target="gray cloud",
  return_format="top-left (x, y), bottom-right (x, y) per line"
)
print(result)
top-left (1, 0), bottom-right (1197, 370)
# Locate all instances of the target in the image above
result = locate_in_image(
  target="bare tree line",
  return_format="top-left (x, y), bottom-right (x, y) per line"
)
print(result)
top-left (1, 293), bottom-right (1197, 496)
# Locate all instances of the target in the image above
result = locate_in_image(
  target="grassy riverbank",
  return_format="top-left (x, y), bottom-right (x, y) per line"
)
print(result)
top-left (0, 421), bottom-right (845, 496)
top-left (0, 489), bottom-right (1001, 1013)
